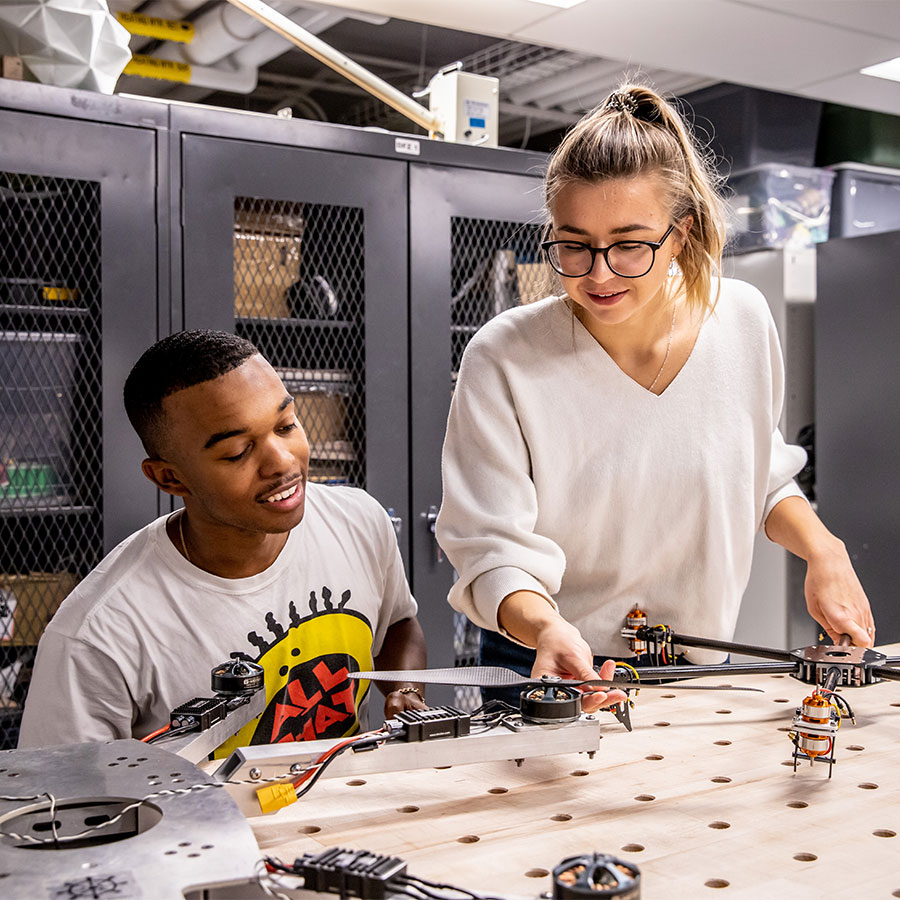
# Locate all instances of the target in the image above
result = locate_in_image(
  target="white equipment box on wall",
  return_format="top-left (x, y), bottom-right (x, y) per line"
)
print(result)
top-left (428, 67), bottom-right (499, 147)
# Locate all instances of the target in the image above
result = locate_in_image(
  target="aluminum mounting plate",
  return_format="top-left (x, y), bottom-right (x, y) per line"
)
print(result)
top-left (0, 739), bottom-right (260, 899)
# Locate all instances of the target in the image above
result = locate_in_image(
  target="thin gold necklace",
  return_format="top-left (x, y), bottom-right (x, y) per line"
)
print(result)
top-left (648, 299), bottom-right (678, 394)
top-left (178, 510), bottom-right (192, 564)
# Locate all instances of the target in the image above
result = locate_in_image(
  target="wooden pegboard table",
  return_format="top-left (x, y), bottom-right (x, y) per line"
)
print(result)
top-left (251, 644), bottom-right (900, 900)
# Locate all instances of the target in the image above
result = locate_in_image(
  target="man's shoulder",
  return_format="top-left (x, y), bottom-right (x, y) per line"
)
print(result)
top-left (45, 516), bottom-right (167, 639)
top-left (306, 482), bottom-right (388, 521)
top-left (302, 483), bottom-right (394, 557)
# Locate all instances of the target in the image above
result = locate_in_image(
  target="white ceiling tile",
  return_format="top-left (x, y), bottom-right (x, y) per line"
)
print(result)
top-left (512, 0), bottom-right (900, 92)
top-left (737, 0), bottom-right (900, 43)
top-left (316, 0), bottom-right (900, 114)
top-left (796, 71), bottom-right (900, 117)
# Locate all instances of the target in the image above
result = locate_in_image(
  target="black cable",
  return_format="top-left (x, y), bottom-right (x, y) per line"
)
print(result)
top-left (264, 856), bottom-right (296, 874)
top-left (398, 874), bottom-right (506, 900)
top-left (295, 732), bottom-right (392, 799)
top-left (147, 723), bottom-right (199, 744)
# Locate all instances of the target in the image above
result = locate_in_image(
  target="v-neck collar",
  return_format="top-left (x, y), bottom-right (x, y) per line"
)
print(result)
top-left (559, 297), bottom-right (711, 398)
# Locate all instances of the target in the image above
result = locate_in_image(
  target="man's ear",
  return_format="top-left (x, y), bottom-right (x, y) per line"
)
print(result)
top-left (142, 458), bottom-right (191, 497)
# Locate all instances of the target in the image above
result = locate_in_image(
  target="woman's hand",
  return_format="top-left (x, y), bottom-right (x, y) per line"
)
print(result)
top-left (764, 497), bottom-right (875, 648)
top-left (804, 540), bottom-right (875, 647)
top-left (532, 617), bottom-right (628, 713)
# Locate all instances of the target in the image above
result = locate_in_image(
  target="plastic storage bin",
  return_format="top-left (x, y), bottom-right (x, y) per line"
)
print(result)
top-left (0, 331), bottom-right (80, 492)
top-left (726, 164), bottom-right (835, 254)
top-left (828, 163), bottom-right (900, 239)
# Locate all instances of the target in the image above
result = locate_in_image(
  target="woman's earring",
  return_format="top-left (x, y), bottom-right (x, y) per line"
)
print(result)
top-left (667, 256), bottom-right (681, 278)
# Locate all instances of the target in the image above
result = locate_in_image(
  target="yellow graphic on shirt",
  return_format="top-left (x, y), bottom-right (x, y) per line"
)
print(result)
top-left (215, 588), bottom-right (373, 758)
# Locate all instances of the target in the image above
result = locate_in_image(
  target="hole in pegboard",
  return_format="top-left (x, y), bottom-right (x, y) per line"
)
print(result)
top-left (550, 814), bottom-right (572, 822)
top-left (621, 843), bottom-right (644, 852)
top-left (793, 852), bottom-right (817, 862)
top-left (525, 869), bottom-right (549, 878)
top-left (708, 822), bottom-right (730, 830)
top-left (786, 801), bottom-right (808, 809)
top-left (704, 879), bottom-right (729, 889)
top-left (457, 835), bottom-right (480, 844)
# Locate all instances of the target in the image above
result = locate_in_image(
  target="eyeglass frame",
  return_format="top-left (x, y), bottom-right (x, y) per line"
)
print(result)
top-left (540, 223), bottom-right (677, 279)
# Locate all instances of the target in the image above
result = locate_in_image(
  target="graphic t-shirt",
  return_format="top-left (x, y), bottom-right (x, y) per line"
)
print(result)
top-left (18, 484), bottom-right (417, 753)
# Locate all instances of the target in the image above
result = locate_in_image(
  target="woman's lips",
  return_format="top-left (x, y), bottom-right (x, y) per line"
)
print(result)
top-left (585, 289), bottom-right (626, 307)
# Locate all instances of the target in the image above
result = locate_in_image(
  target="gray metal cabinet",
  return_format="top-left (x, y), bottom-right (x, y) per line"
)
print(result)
top-left (409, 163), bottom-right (545, 702)
top-left (817, 230), bottom-right (900, 642)
top-left (0, 84), bottom-right (162, 747)
top-left (0, 83), bottom-right (549, 734)
top-left (172, 112), bottom-right (410, 567)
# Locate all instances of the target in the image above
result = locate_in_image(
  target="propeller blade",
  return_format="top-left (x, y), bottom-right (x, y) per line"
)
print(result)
top-left (349, 667), bottom-right (762, 692)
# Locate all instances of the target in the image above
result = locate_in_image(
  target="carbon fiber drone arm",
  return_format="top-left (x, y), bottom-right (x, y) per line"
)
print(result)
top-left (349, 667), bottom-right (763, 692)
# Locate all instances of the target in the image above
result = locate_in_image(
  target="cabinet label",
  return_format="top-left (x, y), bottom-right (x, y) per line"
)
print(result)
top-left (394, 138), bottom-right (421, 157)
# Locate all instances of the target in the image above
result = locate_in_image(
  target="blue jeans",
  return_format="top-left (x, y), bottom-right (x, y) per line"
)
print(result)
top-left (478, 628), bottom-right (696, 707)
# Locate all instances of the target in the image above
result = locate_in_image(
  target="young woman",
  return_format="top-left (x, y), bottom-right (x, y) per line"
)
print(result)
top-left (435, 84), bottom-right (873, 711)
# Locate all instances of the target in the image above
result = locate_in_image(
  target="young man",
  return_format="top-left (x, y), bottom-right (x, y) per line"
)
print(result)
top-left (19, 330), bottom-right (426, 752)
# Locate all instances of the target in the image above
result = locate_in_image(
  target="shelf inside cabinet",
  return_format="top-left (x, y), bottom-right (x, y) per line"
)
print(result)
top-left (236, 316), bottom-right (356, 330)
top-left (0, 500), bottom-right (96, 519)
top-left (309, 441), bottom-right (356, 462)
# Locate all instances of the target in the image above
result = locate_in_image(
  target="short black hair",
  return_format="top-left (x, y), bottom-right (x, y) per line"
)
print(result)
top-left (124, 330), bottom-right (259, 457)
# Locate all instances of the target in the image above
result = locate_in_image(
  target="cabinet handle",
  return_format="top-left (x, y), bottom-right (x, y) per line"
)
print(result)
top-left (386, 508), bottom-right (402, 541)
top-left (421, 504), bottom-right (443, 564)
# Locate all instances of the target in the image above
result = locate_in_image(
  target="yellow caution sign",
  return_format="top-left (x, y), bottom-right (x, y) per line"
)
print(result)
top-left (123, 54), bottom-right (192, 84)
top-left (116, 11), bottom-right (195, 43)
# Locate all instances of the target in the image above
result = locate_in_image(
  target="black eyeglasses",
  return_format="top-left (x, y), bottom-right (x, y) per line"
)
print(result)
top-left (541, 223), bottom-right (676, 278)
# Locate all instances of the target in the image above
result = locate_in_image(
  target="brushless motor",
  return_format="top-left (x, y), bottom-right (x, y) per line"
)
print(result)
top-left (553, 853), bottom-right (640, 899)
top-left (796, 693), bottom-right (833, 757)
top-left (625, 607), bottom-right (647, 654)
top-left (519, 684), bottom-right (582, 724)
top-left (211, 653), bottom-right (265, 695)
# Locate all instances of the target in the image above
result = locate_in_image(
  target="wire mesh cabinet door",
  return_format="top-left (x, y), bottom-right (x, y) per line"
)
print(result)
top-left (180, 135), bottom-right (409, 563)
top-left (409, 163), bottom-right (545, 706)
top-left (0, 109), bottom-right (159, 748)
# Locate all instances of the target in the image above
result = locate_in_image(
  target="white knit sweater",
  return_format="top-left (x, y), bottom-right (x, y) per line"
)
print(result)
top-left (436, 279), bottom-right (807, 661)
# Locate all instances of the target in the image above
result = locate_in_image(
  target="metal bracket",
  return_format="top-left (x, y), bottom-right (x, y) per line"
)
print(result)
top-left (214, 715), bottom-right (602, 818)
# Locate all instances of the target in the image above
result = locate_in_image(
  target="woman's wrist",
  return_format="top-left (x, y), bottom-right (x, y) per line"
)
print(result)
top-left (498, 590), bottom-right (562, 647)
